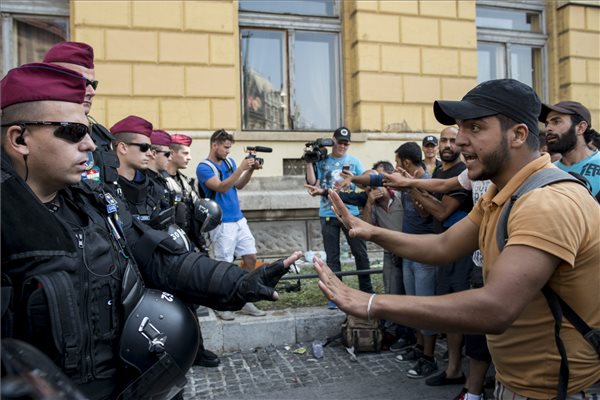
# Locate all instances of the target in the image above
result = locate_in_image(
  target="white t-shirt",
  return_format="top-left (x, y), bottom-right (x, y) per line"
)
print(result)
top-left (458, 169), bottom-right (491, 267)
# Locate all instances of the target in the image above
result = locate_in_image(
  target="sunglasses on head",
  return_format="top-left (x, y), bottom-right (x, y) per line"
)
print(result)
top-left (126, 142), bottom-right (152, 152)
top-left (1, 121), bottom-right (90, 143)
top-left (86, 79), bottom-right (99, 90)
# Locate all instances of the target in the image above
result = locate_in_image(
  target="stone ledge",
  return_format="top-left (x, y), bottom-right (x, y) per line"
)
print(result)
top-left (199, 307), bottom-right (346, 354)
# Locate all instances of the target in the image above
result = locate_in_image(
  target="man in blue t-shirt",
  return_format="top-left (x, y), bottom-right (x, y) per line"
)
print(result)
top-left (196, 129), bottom-right (265, 319)
top-left (305, 127), bottom-right (373, 306)
top-left (539, 101), bottom-right (600, 202)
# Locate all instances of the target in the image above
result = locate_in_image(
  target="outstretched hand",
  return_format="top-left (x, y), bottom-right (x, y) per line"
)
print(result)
top-left (313, 257), bottom-right (371, 318)
top-left (382, 169), bottom-right (414, 188)
top-left (304, 184), bottom-right (325, 197)
top-left (238, 251), bottom-right (303, 302)
top-left (328, 191), bottom-right (374, 240)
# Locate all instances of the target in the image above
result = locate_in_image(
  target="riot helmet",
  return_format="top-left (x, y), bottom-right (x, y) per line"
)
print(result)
top-left (118, 289), bottom-right (200, 400)
top-left (194, 198), bottom-right (222, 233)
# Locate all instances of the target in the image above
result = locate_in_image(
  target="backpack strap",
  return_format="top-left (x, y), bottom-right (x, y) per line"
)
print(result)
top-left (496, 168), bottom-right (583, 252)
top-left (200, 158), bottom-right (234, 200)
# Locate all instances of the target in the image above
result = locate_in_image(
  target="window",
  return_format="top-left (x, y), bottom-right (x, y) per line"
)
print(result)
top-left (476, 1), bottom-right (547, 97)
top-left (1, 0), bottom-right (69, 75)
top-left (239, 0), bottom-right (342, 131)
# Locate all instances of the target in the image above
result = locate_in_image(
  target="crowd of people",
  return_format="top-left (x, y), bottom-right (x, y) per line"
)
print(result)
top-left (1, 40), bottom-right (599, 400)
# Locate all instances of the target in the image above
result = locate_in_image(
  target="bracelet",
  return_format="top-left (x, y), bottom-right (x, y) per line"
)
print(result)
top-left (367, 293), bottom-right (377, 321)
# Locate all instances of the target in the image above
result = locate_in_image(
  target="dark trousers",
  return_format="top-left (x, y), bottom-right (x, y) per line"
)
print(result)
top-left (320, 217), bottom-right (373, 293)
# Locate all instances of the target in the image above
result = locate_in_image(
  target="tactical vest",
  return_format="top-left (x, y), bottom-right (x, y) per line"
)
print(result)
top-left (2, 166), bottom-right (143, 396)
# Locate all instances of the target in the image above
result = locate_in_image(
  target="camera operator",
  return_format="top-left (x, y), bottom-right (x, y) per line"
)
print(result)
top-left (196, 129), bottom-right (266, 320)
top-left (305, 127), bottom-right (373, 307)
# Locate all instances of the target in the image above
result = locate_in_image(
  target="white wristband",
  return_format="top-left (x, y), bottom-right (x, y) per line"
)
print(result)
top-left (367, 293), bottom-right (377, 321)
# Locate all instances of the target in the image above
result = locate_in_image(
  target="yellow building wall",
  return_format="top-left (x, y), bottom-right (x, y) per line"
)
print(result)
top-left (549, 2), bottom-right (600, 125)
top-left (343, 0), bottom-right (478, 134)
top-left (72, 0), bottom-right (240, 131)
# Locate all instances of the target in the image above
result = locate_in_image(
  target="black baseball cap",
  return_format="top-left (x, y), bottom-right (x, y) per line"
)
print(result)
top-left (333, 126), bottom-right (351, 142)
top-left (538, 101), bottom-right (592, 128)
top-left (422, 135), bottom-right (438, 146)
top-left (434, 79), bottom-right (541, 135)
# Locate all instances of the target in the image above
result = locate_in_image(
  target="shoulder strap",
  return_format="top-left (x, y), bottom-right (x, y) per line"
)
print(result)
top-left (496, 168), bottom-right (583, 252)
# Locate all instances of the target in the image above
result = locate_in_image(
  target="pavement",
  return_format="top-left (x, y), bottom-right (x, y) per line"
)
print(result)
top-left (182, 307), bottom-right (495, 399)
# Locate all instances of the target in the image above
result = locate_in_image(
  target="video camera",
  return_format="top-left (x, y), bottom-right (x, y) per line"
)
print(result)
top-left (245, 146), bottom-right (273, 167)
top-left (301, 138), bottom-right (334, 163)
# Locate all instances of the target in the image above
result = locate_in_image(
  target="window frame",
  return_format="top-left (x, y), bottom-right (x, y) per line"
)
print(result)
top-left (476, 0), bottom-right (548, 100)
top-left (238, 2), bottom-right (343, 132)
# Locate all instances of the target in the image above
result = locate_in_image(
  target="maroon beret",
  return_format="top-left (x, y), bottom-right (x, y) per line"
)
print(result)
top-left (171, 134), bottom-right (192, 146)
top-left (43, 41), bottom-right (94, 69)
top-left (151, 130), bottom-right (172, 146)
top-left (1, 63), bottom-right (86, 109)
top-left (110, 115), bottom-right (153, 138)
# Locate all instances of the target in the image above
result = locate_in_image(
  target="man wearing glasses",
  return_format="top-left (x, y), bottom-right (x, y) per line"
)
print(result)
top-left (0, 63), bottom-right (302, 399)
top-left (43, 41), bottom-right (120, 191)
top-left (305, 127), bottom-right (373, 308)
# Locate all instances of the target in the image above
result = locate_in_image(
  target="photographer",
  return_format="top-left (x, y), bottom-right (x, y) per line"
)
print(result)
top-left (196, 129), bottom-right (266, 320)
top-left (305, 127), bottom-right (373, 307)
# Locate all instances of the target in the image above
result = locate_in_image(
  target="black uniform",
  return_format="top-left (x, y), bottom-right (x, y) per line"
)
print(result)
top-left (1, 152), bottom-right (277, 399)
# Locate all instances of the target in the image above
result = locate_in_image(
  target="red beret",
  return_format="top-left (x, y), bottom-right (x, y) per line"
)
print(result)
top-left (1, 63), bottom-right (86, 109)
top-left (110, 115), bottom-right (153, 138)
top-left (171, 134), bottom-right (192, 146)
top-left (43, 41), bottom-right (94, 69)
top-left (151, 130), bottom-right (172, 146)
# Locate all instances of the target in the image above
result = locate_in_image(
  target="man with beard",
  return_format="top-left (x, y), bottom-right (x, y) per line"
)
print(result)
top-left (315, 79), bottom-right (599, 400)
top-left (539, 101), bottom-right (600, 201)
top-left (422, 135), bottom-right (442, 175)
top-left (408, 127), bottom-right (473, 385)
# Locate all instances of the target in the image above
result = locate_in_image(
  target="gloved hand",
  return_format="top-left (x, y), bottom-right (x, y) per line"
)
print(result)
top-left (235, 251), bottom-right (303, 302)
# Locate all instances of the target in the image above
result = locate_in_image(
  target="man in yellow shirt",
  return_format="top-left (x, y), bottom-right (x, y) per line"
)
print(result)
top-left (315, 79), bottom-right (600, 400)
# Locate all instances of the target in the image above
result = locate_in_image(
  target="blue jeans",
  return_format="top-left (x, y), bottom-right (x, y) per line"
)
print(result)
top-left (320, 217), bottom-right (373, 293)
top-left (403, 258), bottom-right (437, 336)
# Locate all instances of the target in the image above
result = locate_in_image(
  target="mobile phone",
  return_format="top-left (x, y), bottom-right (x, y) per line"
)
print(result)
top-left (342, 164), bottom-right (350, 172)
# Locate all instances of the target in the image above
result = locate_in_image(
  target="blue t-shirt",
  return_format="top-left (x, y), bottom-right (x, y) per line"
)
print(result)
top-left (401, 172), bottom-right (434, 234)
top-left (315, 154), bottom-right (364, 217)
top-left (196, 158), bottom-right (244, 222)
top-left (555, 150), bottom-right (600, 199)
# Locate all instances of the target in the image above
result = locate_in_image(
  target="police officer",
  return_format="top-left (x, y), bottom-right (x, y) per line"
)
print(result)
top-left (163, 134), bottom-right (209, 251)
top-left (43, 41), bottom-right (121, 193)
top-left (0, 63), bottom-right (302, 400)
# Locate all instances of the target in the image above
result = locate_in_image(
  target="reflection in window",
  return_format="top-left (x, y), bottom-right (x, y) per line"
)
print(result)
top-left (478, 42), bottom-right (505, 82)
top-left (239, 1), bottom-right (341, 131)
top-left (239, 0), bottom-right (336, 17)
top-left (241, 30), bottom-right (288, 130)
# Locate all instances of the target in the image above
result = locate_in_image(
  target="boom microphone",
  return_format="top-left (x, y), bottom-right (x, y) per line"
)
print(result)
top-left (246, 146), bottom-right (273, 153)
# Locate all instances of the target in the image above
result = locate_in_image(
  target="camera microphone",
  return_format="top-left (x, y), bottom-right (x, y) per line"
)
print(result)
top-left (247, 146), bottom-right (273, 153)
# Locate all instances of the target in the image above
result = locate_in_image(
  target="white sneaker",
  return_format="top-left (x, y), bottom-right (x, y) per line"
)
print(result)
top-left (241, 303), bottom-right (266, 317)
top-left (216, 310), bottom-right (235, 321)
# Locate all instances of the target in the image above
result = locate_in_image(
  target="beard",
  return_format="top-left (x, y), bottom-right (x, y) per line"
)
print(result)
top-left (474, 132), bottom-right (511, 181)
top-left (547, 124), bottom-right (577, 154)
top-left (440, 149), bottom-right (460, 162)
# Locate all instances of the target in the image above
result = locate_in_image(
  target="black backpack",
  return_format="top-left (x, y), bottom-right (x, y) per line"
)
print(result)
top-left (495, 167), bottom-right (600, 400)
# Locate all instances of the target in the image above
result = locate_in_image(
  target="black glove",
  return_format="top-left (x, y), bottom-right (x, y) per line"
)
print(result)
top-left (235, 259), bottom-right (287, 303)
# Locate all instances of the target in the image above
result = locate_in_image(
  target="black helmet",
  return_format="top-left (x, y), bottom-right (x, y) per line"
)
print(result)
top-left (194, 198), bottom-right (222, 233)
top-left (118, 289), bottom-right (200, 400)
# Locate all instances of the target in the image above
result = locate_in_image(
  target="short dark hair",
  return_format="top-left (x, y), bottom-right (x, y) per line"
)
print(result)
top-left (496, 114), bottom-right (539, 150)
top-left (210, 129), bottom-right (234, 144)
top-left (372, 160), bottom-right (394, 173)
top-left (395, 142), bottom-right (423, 166)
top-left (112, 131), bottom-right (138, 147)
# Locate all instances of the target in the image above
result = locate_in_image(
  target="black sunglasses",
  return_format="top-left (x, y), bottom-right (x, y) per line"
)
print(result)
top-left (86, 79), bottom-right (99, 90)
top-left (126, 142), bottom-right (152, 152)
top-left (1, 121), bottom-right (90, 143)
top-left (154, 150), bottom-right (171, 157)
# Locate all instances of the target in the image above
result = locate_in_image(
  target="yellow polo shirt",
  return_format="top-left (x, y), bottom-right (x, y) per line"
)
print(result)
top-left (468, 154), bottom-right (600, 399)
